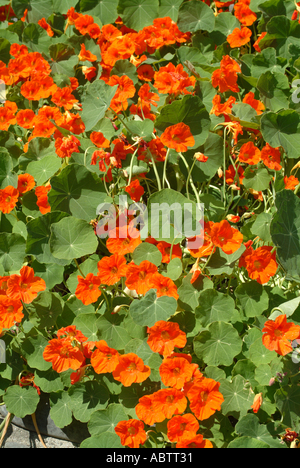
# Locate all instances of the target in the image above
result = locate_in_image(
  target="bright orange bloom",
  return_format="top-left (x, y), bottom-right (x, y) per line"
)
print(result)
top-left (284, 175), bottom-right (299, 191)
top-left (261, 144), bottom-right (282, 171)
top-left (156, 241), bottom-right (182, 264)
top-left (97, 254), bottom-right (128, 286)
top-left (0, 104), bottom-right (17, 130)
top-left (51, 86), bottom-right (78, 110)
top-left (187, 232), bottom-right (215, 259)
top-left (6, 266), bottom-right (46, 304)
top-left (75, 273), bottom-right (102, 305)
top-left (125, 179), bottom-right (145, 202)
top-left (238, 141), bottom-right (261, 165)
top-left (244, 246), bottom-right (278, 284)
top-left (159, 356), bottom-right (195, 390)
top-left (160, 123), bottom-right (195, 153)
top-left (90, 340), bottom-right (120, 374)
top-left (243, 92), bottom-right (265, 115)
top-left (167, 414), bottom-right (199, 443)
top-left (90, 131), bottom-right (110, 148)
top-left (149, 273), bottom-right (179, 300)
top-left (106, 225), bottom-right (142, 255)
top-left (17, 174), bottom-right (35, 195)
top-left (112, 353), bottom-right (151, 387)
top-left (16, 109), bottom-right (36, 129)
top-left (78, 43), bottom-right (97, 62)
top-left (262, 314), bottom-right (300, 356)
top-left (0, 296), bottom-right (24, 332)
top-left (115, 419), bottom-right (147, 448)
top-left (108, 75), bottom-right (136, 111)
top-left (54, 135), bottom-right (81, 158)
top-left (147, 320), bottom-right (187, 357)
top-left (74, 14), bottom-right (94, 35)
top-left (0, 276), bottom-right (9, 296)
top-left (87, 22), bottom-right (101, 39)
top-left (135, 394), bottom-right (166, 425)
top-left (43, 338), bottom-right (86, 373)
top-left (82, 65), bottom-right (97, 81)
top-left (38, 18), bottom-right (54, 37)
top-left (125, 260), bottom-right (157, 295)
top-left (0, 186), bottom-right (19, 214)
top-left (227, 27), bottom-right (252, 48)
top-left (234, 1), bottom-right (257, 26)
top-left (138, 83), bottom-right (160, 107)
top-left (187, 378), bottom-right (224, 421)
top-left (56, 325), bottom-right (88, 344)
top-left (153, 62), bottom-right (196, 96)
top-left (225, 164), bottom-right (244, 186)
top-left (210, 220), bottom-right (243, 255)
top-left (210, 95), bottom-right (236, 117)
top-left (211, 55), bottom-right (241, 93)
top-left (137, 64), bottom-right (155, 82)
top-left (152, 388), bottom-right (187, 419)
top-left (35, 184), bottom-right (51, 215)
top-left (176, 435), bottom-right (213, 448)
top-left (251, 393), bottom-right (263, 413)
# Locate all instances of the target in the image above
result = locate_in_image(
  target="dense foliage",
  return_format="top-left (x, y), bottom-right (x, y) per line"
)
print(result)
top-left (1, 0), bottom-right (300, 449)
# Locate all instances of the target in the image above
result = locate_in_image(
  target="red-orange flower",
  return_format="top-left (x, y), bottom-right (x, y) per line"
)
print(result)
top-left (0, 186), bottom-right (19, 214)
top-left (251, 393), bottom-right (263, 413)
top-left (112, 353), bottom-right (151, 387)
top-left (125, 260), bottom-right (157, 295)
top-left (244, 246), bottom-right (278, 284)
top-left (90, 131), bottom-right (110, 149)
top-left (262, 314), bottom-right (300, 356)
top-left (227, 27), bottom-right (252, 48)
top-left (0, 296), bottom-right (24, 332)
top-left (16, 109), bottom-right (36, 129)
top-left (167, 414), bottom-right (199, 443)
top-left (90, 340), bottom-right (120, 374)
top-left (43, 338), bottom-right (86, 373)
top-left (54, 135), bottom-right (81, 158)
top-left (151, 388), bottom-right (187, 419)
top-left (149, 273), bottom-right (179, 300)
top-left (137, 64), bottom-right (155, 82)
top-left (51, 86), bottom-right (78, 110)
top-left (115, 419), bottom-right (147, 448)
top-left (97, 254), bottom-right (128, 286)
top-left (35, 184), bottom-right (51, 215)
top-left (7, 266), bottom-right (46, 304)
top-left (38, 18), bottom-right (54, 37)
top-left (234, 1), bottom-right (257, 26)
top-left (211, 55), bottom-right (241, 93)
top-left (159, 356), bottom-right (195, 390)
top-left (153, 62), bottom-right (195, 96)
top-left (147, 320), bottom-right (187, 357)
top-left (135, 394), bottom-right (166, 425)
top-left (210, 220), bottom-right (243, 255)
top-left (187, 378), bottom-right (224, 421)
top-left (176, 435), bottom-right (213, 448)
top-left (106, 225), bottom-right (142, 255)
top-left (17, 174), bottom-right (35, 195)
top-left (284, 175), bottom-right (299, 191)
top-left (261, 143), bottom-right (282, 171)
top-left (78, 43), bottom-right (97, 62)
top-left (125, 179), bottom-right (145, 202)
top-left (156, 241), bottom-right (182, 264)
top-left (243, 92), bottom-right (265, 115)
top-left (160, 123), bottom-right (195, 153)
top-left (238, 141), bottom-right (261, 165)
top-left (75, 273), bottom-right (102, 305)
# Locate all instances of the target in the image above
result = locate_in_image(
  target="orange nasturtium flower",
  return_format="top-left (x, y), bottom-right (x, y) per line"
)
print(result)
top-left (251, 393), bottom-right (263, 414)
top-left (6, 266), bottom-right (46, 304)
top-left (238, 141), bottom-right (261, 165)
top-left (149, 272), bottom-right (179, 300)
top-left (75, 273), bottom-right (102, 305)
top-left (167, 413), bottom-right (199, 443)
top-left (186, 377), bottom-right (224, 421)
top-left (55, 135), bottom-right (81, 159)
top-left (17, 173), bottom-right (35, 195)
top-left (43, 338), bottom-right (86, 373)
top-left (0, 296), bottom-right (24, 332)
top-left (160, 123), bottom-right (195, 153)
top-left (135, 394), bottom-right (166, 426)
top-left (106, 225), bottom-right (142, 255)
top-left (125, 260), bottom-right (157, 295)
top-left (151, 388), bottom-right (188, 419)
top-left (211, 55), bottom-right (241, 93)
top-left (147, 320), bottom-right (187, 357)
top-left (243, 92), bottom-right (265, 115)
top-left (0, 186), bottom-right (19, 214)
top-left (261, 143), bottom-right (282, 171)
top-left (90, 340), bottom-right (120, 374)
top-left (35, 184), bottom-right (51, 215)
top-left (210, 220), bottom-right (243, 255)
top-left (97, 254), bottom-right (128, 286)
top-left (262, 314), bottom-right (300, 356)
top-left (227, 27), bottom-right (252, 48)
top-left (125, 179), bottom-right (145, 202)
top-left (176, 435), bottom-right (213, 449)
top-left (112, 353), bottom-right (151, 387)
top-left (159, 356), bottom-right (195, 389)
top-left (115, 419), bottom-right (147, 448)
top-left (244, 246), bottom-right (278, 285)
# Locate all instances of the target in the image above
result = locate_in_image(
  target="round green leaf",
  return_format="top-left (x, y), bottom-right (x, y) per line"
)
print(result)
top-left (261, 110), bottom-right (300, 159)
top-left (194, 321), bottom-right (242, 366)
top-left (34, 368), bottom-right (64, 394)
top-left (275, 385), bottom-right (300, 428)
top-left (177, 0), bottom-right (215, 33)
top-left (49, 391), bottom-right (73, 429)
top-left (68, 381), bottom-right (110, 423)
top-left (243, 166), bottom-right (272, 192)
top-left (251, 212), bottom-right (272, 243)
top-left (88, 403), bottom-right (128, 436)
top-left (132, 242), bottom-right (162, 267)
top-left (3, 385), bottom-right (40, 418)
top-left (249, 337), bottom-right (277, 366)
top-left (129, 289), bottom-right (178, 327)
top-left (227, 437), bottom-right (270, 449)
top-left (235, 281), bottom-right (269, 317)
top-left (26, 154), bottom-right (62, 186)
top-left (196, 289), bottom-right (236, 326)
top-left (219, 375), bottom-right (253, 417)
top-left (81, 80), bottom-right (118, 132)
top-left (0, 233), bottom-right (26, 273)
top-left (50, 217), bottom-right (98, 260)
top-left (234, 413), bottom-right (284, 448)
top-left (80, 433), bottom-right (123, 448)
top-left (21, 334), bottom-right (52, 371)
top-left (118, 0), bottom-right (159, 31)
top-left (27, 292), bottom-right (64, 330)
top-left (162, 257), bottom-right (182, 281)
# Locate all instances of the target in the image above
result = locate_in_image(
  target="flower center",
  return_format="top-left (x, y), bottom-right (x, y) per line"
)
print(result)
top-left (200, 391), bottom-right (209, 402)
top-left (161, 331), bottom-right (170, 340)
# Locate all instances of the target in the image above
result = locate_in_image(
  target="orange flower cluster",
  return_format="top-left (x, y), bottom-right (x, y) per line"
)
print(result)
top-left (262, 314), bottom-right (300, 356)
top-left (212, 55), bottom-right (241, 93)
top-left (153, 62), bottom-right (196, 97)
top-left (239, 244), bottom-right (278, 284)
top-left (0, 266), bottom-right (46, 334)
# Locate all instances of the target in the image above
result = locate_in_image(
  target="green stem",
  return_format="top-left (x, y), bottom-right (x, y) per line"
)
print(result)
top-left (128, 147), bottom-right (140, 186)
top-left (74, 259), bottom-right (85, 278)
top-left (148, 149), bottom-right (162, 191)
top-left (179, 153), bottom-right (200, 204)
top-left (162, 148), bottom-right (171, 189)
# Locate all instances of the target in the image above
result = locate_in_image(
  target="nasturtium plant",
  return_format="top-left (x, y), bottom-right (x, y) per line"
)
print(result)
top-left (0, 0), bottom-right (300, 451)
